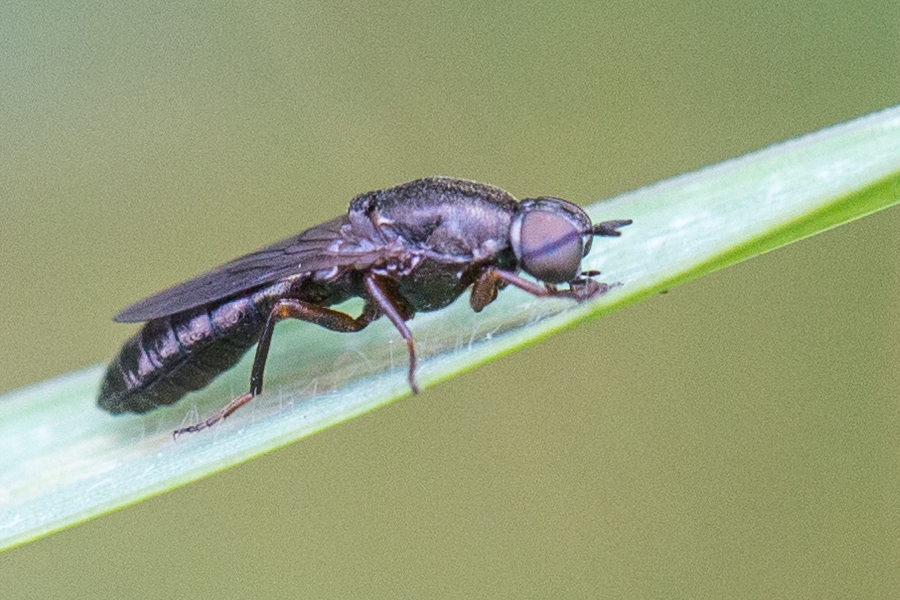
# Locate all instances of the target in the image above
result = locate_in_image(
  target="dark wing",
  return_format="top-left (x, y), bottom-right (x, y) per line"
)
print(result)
top-left (116, 216), bottom-right (369, 322)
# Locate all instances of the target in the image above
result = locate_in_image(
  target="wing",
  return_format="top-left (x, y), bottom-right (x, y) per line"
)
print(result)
top-left (115, 216), bottom-right (370, 322)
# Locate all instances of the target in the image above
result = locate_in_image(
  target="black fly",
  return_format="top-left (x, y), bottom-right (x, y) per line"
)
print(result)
top-left (99, 178), bottom-right (631, 436)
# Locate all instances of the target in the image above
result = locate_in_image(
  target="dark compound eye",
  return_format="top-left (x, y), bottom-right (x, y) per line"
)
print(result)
top-left (510, 197), bottom-right (592, 284)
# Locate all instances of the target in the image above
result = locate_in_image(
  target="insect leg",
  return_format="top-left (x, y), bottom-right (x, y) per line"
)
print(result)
top-left (173, 298), bottom-right (378, 438)
top-left (469, 268), bottom-right (503, 312)
top-left (363, 274), bottom-right (420, 394)
top-left (483, 267), bottom-right (608, 302)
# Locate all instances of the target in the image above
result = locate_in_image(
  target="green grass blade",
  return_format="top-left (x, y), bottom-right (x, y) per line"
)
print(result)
top-left (2, 104), bottom-right (900, 551)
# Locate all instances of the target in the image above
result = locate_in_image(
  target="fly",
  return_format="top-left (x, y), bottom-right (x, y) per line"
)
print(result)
top-left (99, 177), bottom-right (632, 437)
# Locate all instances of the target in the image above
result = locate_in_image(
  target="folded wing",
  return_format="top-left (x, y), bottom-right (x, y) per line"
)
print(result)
top-left (115, 216), bottom-right (371, 322)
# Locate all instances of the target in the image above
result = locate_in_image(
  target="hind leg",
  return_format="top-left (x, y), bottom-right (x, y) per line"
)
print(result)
top-left (173, 298), bottom-right (378, 438)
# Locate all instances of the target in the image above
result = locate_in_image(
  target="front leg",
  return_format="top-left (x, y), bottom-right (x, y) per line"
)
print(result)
top-left (471, 267), bottom-right (609, 306)
top-left (469, 267), bottom-right (503, 312)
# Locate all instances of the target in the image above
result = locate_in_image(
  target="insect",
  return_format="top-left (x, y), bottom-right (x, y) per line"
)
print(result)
top-left (99, 177), bottom-right (631, 436)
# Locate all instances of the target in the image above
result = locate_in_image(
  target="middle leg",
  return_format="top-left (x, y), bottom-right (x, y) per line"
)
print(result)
top-left (363, 274), bottom-right (421, 394)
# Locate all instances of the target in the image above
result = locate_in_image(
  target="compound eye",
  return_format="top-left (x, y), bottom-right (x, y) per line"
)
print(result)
top-left (513, 210), bottom-right (584, 283)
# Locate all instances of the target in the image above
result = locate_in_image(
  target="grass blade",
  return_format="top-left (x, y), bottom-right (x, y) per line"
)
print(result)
top-left (2, 104), bottom-right (900, 551)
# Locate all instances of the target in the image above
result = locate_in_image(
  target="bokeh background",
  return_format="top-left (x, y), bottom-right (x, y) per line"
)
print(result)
top-left (2, 2), bottom-right (899, 598)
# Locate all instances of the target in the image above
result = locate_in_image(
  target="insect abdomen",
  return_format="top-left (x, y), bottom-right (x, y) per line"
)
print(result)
top-left (99, 296), bottom-right (265, 414)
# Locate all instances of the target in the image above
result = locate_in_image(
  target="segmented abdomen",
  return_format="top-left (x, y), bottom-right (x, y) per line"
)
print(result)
top-left (98, 296), bottom-right (266, 414)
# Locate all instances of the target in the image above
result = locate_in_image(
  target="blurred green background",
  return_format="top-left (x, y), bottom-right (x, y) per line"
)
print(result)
top-left (2, 2), bottom-right (899, 598)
